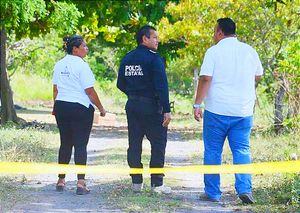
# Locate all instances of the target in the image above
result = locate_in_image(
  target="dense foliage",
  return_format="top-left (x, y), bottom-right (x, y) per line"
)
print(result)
top-left (2, 0), bottom-right (300, 131)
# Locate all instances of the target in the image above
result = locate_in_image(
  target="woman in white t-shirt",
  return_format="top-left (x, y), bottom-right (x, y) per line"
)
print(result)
top-left (52, 35), bottom-right (106, 195)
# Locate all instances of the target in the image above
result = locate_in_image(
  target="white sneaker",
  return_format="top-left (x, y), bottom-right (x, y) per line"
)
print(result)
top-left (151, 185), bottom-right (172, 194)
top-left (131, 183), bottom-right (143, 193)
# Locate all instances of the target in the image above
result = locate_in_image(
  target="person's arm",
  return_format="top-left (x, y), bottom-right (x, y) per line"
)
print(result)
top-left (79, 63), bottom-right (106, 116)
top-left (53, 85), bottom-right (58, 101)
top-left (254, 49), bottom-right (263, 84)
top-left (194, 75), bottom-right (212, 121)
top-left (85, 87), bottom-right (106, 116)
top-left (52, 85), bottom-right (58, 115)
top-left (194, 48), bottom-right (214, 121)
top-left (117, 61), bottom-right (127, 94)
top-left (152, 57), bottom-right (171, 127)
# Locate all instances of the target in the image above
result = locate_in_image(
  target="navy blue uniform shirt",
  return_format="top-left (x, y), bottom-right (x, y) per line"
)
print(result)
top-left (117, 45), bottom-right (170, 113)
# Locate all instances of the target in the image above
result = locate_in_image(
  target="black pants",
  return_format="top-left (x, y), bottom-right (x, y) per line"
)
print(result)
top-left (126, 98), bottom-right (167, 187)
top-left (54, 101), bottom-right (94, 180)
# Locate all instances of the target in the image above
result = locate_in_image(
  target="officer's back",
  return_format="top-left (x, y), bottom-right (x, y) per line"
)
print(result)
top-left (117, 45), bottom-right (164, 99)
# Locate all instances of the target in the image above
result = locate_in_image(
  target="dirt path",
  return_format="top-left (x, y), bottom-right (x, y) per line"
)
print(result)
top-left (7, 119), bottom-right (249, 212)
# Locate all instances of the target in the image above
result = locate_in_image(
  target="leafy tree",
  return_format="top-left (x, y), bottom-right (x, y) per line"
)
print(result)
top-left (0, 0), bottom-right (82, 124)
top-left (158, 0), bottom-right (299, 131)
top-left (71, 0), bottom-right (179, 65)
top-left (5, 0), bottom-right (177, 102)
top-left (275, 39), bottom-right (300, 133)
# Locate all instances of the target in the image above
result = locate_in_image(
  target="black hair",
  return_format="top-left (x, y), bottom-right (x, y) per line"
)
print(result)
top-left (63, 35), bottom-right (84, 54)
top-left (217, 18), bottom-right (236, 36)
top-left (136, 25), bottom-right (156, 45)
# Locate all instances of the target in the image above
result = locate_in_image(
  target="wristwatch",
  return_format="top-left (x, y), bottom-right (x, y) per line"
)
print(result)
top-left (193, 103), bottom-right (205, 109)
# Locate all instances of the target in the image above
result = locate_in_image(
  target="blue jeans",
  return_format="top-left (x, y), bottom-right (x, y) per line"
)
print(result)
top-left (203, 110), bottom-right (253, 200)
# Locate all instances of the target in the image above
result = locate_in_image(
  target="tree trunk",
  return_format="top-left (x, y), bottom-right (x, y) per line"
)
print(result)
top-left (0, 27), bottom-right (18, 124)
top-left (274, 77), bottom-right (285, 134)
top-left (287, 87), bottom-right (300, 119)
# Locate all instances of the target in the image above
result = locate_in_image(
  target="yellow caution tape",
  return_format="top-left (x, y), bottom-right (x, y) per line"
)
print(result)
top-left (0, 160), bottom-right (299, 175)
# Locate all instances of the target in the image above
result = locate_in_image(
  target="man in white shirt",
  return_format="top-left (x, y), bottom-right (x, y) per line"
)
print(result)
top-left (194, 18), bottom-right (263, 204)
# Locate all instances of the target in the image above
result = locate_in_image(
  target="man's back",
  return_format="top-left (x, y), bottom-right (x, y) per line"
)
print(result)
top-left (117, 45), bottom-right (170, 113)
top-left (118, 45), bottom-right (157, 98)
top-left (201, 37), bottom-right (263, 116)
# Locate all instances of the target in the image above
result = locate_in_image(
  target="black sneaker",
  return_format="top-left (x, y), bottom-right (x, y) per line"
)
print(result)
top-left (238, 193), bottom-right (255, 204)
top-left (199, 193), bottom-right (220, 202)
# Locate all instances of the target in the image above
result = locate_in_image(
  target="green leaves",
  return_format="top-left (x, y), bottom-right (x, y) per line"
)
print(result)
top-left (48, 1), bottom-right (83, 35)
top-left (0, 0), bottom-right (46, 32)
top-left (156, 0), bottom-right (300, 95)
top-left (1, 0), bottom-right (84, 39)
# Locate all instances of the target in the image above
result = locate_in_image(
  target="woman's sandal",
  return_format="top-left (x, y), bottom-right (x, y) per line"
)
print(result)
top-left (56, 178), bottom-right (65, 191)
top-left (76, 180), bottom-right (90, 195)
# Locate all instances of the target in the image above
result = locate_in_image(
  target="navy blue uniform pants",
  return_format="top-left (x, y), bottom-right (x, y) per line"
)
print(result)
top-left (126, 98), bottom-right (167, 187)
top-left (54, 100), bottom-right (94, 180)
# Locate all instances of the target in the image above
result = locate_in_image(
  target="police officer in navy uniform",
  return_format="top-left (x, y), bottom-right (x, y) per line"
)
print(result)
top-left (117, 25), bottom-right (171, 194)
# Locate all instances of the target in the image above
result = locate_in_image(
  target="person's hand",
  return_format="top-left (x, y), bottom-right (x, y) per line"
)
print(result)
top-left (162, 112), bottom-right (171, 127)
top-left (52, 107), bottom-right (55, 116)
top-left (194, 108), bottom-right (203, 121)
top-left (99, 107), bottom-right (106, 117)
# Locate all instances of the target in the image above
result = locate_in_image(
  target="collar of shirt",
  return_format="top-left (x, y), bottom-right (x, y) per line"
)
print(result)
top-left (218, 37), bottom-right (238, 45)
top-left (66, 54), bottom-right (84, 61)
top-left (137, 44), bottom-right (157, 53)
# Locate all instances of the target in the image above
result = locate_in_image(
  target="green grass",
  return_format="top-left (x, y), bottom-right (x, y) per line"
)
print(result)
top-left (252, 174), bottom-right (300, 212)
top-left (11, 73), bottom-right (53, 101)
top-left (98, 179), bottom-right (187, 212)
top-left (93, 147), bottom-right (151, 166)
top-left (95, 80), bottom-right (127, 114)
top-left (0, 177), bottom-right (25, 211)
top-left (251, 133), bottom-right (300, 162)
top-left (0, 125), bottom-right (59, 211)
top-left (10, 73), bottom-right (127, 114)
top-left (0, 125), bottom-right (58, 162)
top-left (169, 92), bottom-right (193, 114)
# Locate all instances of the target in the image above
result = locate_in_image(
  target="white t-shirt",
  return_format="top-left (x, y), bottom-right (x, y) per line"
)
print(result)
top-left (53, 54), bottom-right (95, 108)
top-left (200, 37), bottom-right (263, 117)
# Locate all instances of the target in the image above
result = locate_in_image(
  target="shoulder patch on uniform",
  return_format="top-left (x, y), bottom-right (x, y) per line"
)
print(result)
top-left (149, 49), bottom-right (157, 54)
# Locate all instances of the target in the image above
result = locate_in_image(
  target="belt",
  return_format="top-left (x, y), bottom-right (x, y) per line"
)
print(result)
top-left (128, 95), bottom-right (156, 103)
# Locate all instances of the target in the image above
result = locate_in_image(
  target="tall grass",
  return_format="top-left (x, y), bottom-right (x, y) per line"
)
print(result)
top-left (0, 125), bottom-right (58, 163)
top-left (0, 124), bottom-right (59, 211)
top-left (10, 73), bottom-right (52, 101)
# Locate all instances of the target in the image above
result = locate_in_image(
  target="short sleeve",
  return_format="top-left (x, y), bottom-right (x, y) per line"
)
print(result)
top-left (80, 63), bottom-right (95, 89)
top-left (52, 64), bottom-right (58, 85)
top-left (199, 48), bottom-right (214, 76)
